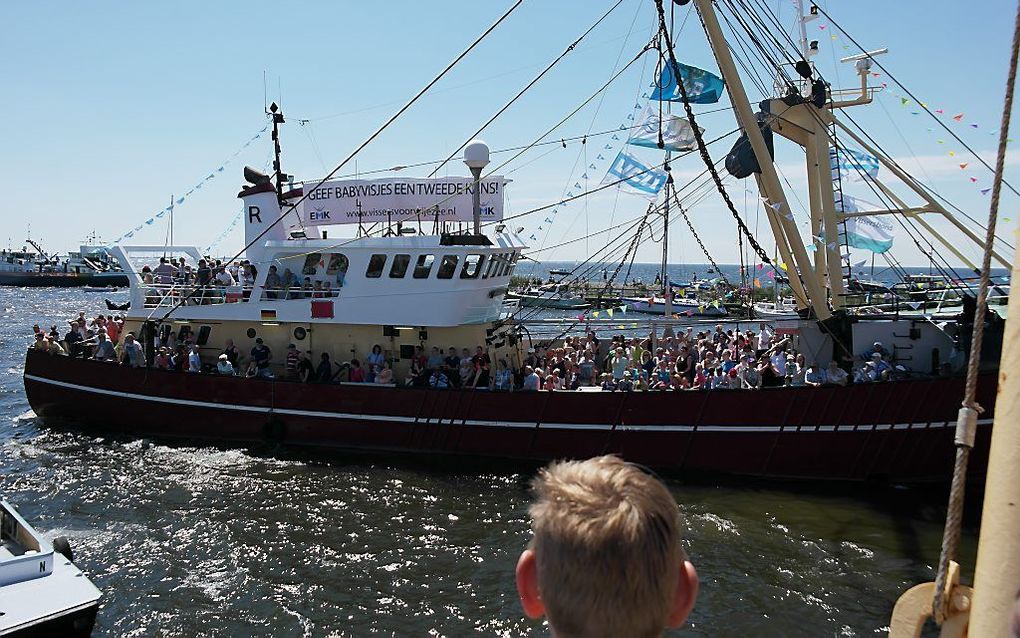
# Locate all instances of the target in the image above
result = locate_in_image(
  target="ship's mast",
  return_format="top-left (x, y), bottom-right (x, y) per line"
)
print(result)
top-left (693, 0), bottom-right (832, 320)
top-left (269, 102), bottom-right (286, 204)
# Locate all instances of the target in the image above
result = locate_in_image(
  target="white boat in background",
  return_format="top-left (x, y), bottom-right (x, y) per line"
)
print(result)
top-left (624, 295), bottom-right (728, 317)
top-left (753, 299), bottom-right (800, 319)
top-left (507, 282), bottom-right (590, 310)
top-left (0, 500), bottom-right (101, 636)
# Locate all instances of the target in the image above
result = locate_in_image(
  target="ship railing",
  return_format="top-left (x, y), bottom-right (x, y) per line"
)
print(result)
top-left (140, 283), bottom-right (347, 307)
top-left (140, 283), bottom-right (260, 308)
top-left (258, 287), bottom-right (342, 302)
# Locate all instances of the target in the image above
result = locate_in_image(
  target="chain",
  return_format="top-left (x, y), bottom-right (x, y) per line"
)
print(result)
top-left (673, 192), bottom-right (732, 288)
top-left (652, 0), bottom-right (773, 268)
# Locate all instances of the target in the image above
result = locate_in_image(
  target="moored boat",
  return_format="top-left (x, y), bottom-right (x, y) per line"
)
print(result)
top-left (507, 283), bottom-right (590, 310)
top-left (0, 500), bottom-right (101, 637)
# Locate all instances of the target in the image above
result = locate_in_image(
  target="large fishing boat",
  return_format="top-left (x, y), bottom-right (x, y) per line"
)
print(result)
top-left (22, 0), bottom-right (1011, 482)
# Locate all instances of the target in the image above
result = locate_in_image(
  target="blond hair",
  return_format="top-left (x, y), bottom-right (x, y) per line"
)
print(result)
top-left (528, 455), bottom-right (683, 638)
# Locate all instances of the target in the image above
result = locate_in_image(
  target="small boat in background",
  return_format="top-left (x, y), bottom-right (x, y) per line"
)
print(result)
top-left (753, 299), bottom-right (800, 319)
top-left (548, 268), bottom-right (572, 277)
top-left (0, 500), bottom-right (101, 636)
top-left (624, 295), bottom-right (728, 317)
top-left (507, 282), bottom-right (590, 310)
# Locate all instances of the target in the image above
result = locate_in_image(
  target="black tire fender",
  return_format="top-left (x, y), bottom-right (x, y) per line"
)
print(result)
top-left (263, 416), bottom-right (287, 444)
top-left (52, 535), bottom-right (74, 563)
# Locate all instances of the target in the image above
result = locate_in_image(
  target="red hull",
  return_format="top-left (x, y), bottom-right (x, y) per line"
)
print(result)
top-left (22, 349), bottom-right (995, 482)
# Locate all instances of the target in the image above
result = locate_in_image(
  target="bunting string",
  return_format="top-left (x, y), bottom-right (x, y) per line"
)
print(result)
top-left (107, 123), bottom-right (270, 245)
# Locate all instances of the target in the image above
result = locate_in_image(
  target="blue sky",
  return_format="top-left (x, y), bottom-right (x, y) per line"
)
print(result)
top-left (3, 0), bottom-right (1017, 270)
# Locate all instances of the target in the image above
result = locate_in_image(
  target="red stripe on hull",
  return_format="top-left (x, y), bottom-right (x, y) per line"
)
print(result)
top-left (22, 350), bottom-right (994, 482)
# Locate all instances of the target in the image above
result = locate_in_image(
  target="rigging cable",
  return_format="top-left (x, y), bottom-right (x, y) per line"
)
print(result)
top-left (152, 0), bottom-right (526, 323)
top-left (932, 1), bottom-right (1020, 624)
top-left (813, 3), bottom-right (1020, 199)
top-left (651, 0), bottom-right (778, 276)
top-left (428, 0), bottom-right (625, 177)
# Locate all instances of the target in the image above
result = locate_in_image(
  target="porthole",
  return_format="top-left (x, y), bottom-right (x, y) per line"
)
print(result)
top-left (246, 327), bottom-right (257, 339)
top-left (294, 326), bottom-right (307, 340)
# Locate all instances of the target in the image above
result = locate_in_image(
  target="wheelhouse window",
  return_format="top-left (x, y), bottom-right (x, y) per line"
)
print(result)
top-left (301, 253), bottom-right (322, 276)
top-left (326, 253), bottom-right (349, 289)
top-left (437, 255), bottom-right (459, 279)
top-left (482, 253), bottom-right (499, 279)
top-left (389, 254), bottom-right (411, 278)
top-left (460, 254), bottom-right (484, 279)
top-left (413, 254), bottom-right (435, 279)
top-left (366, 254), bottom-right (387, 278)
top-left (326, 254), bottom-right (349, 275)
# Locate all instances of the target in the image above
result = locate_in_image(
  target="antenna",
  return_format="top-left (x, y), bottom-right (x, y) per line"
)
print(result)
top-left (840, 48), bottom-right (889, 64)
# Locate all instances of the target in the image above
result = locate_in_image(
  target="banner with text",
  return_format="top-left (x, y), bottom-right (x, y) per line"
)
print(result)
top-left (298, 176), bottom-right (506, 225)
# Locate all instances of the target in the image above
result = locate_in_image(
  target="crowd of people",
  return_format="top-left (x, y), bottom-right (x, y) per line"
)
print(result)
top-left (31, 310), bottom-right (906, 390)
top-left (140, 256), bottom-right (348, 307)
top-left (512, 324), bottom-right (896, 391)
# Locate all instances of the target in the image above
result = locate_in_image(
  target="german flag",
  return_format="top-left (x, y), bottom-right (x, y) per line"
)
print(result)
top-left (260, 309), bottom-right (277, 320)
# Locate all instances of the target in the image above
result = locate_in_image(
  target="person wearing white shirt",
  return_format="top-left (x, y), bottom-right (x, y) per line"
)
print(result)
top-left (824, 361), bottom-right (848, 386)
top-left (215, 267), bottom-right (235, 287)
top-left (755, 323), bottom-right (772, 352)
top-left (188, 345), bottom-right (202, 373)
top-left (216, 353), bottom-right (235, 375)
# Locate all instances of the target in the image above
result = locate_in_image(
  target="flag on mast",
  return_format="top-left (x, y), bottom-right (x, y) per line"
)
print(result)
top-left (649, 62), bottom-right (725, 104)
top-left (602, 151), bottom-right (668, 198)
top-left (627, 104), bottom-right (702, 152)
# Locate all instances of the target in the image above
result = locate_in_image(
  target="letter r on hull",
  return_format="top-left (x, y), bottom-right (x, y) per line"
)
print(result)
top-left (248, 205), bottom-right (262, 224)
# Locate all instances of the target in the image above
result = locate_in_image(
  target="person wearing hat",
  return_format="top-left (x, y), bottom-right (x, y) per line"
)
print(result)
top-left (216, 352), bottom-right (235, 376)
top-left (864, 340), bottom-right (890, 361)
top-left (785, 353), bottom-right (804, 386)
top-left (617, 369), bottom-right (634, 392)
top-left (870, 352), bottom-right (893, 380)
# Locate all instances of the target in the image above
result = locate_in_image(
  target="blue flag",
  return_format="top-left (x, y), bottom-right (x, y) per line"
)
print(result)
top-left (650, 62), bottom-right (725, 104)
top-left (602, 151), bottom-right (667, 198)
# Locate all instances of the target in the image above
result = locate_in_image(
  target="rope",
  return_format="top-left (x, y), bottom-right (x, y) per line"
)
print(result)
top-left (932, 0), bottom-right (1020, 624)
top-left (813, 3), bottom-right (1020, 200)
top-left (673, 192), bottom-right (732, 288)
top-left (154, 0), bottom-right (524, 322)
top-left (428, 0), bottom-right (624, 177)
top-left (651, 0), bottom-right (775, 271)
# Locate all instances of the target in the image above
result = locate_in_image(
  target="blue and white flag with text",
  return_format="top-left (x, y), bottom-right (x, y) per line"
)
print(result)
top-left (603, 151), bottom-right (668, 198)
top-left (649, 62), bottom-right (725, 104)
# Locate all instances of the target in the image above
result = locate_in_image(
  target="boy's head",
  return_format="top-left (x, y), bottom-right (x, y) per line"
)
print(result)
top-left (516, 455), bottom-right (698, 638)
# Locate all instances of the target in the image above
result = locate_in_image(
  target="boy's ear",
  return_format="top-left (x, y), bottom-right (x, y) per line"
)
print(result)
top-left (515, 549), bottom-right (545, 619)
top-left (667, 559), bottom-right (699, 628)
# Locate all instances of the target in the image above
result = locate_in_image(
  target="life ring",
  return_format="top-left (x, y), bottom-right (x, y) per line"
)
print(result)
top-left (263, 416), bottom-right (287, 444)
top-left (52, 536), bottom-right (74, 563)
